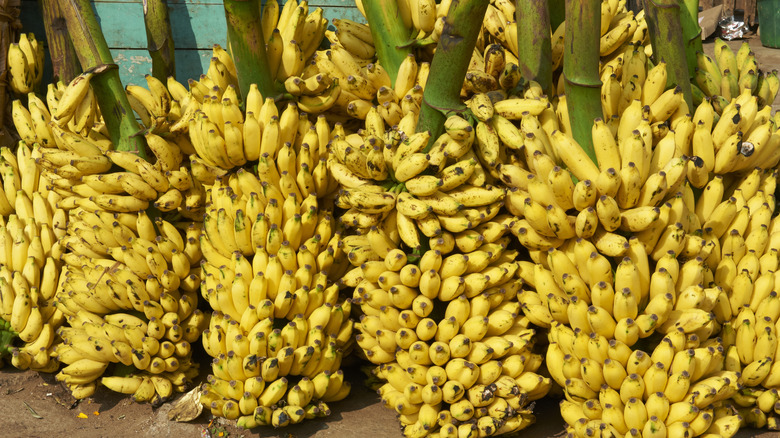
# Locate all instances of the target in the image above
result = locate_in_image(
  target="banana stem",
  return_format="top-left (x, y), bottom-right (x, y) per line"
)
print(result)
top-left (223, 0), bottom-right (275, 103)
top-left (143, 0), bottom-right (175, 81)
top-left (516, 0), bottom-right (552, 95)
top-left (417, 0), bottom-right (490, 146)
top-left (562, 0), bottom-right (600, 164)
top-left (679, 0), bottom-right (703, 78)
top-left (57, 0), bottom-right (147, 158)
top-left (548, 0), bottom-right (566, 30)
top-left (361, 0), bottom-right (412, 86)
top-left (40, 0), bottom-right (81, 83)
top-left (645, 0), bottom-right (693, 108)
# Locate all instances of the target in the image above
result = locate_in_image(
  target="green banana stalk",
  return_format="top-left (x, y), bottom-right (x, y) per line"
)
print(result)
top-left (57, 0), bottom-right (147, 157)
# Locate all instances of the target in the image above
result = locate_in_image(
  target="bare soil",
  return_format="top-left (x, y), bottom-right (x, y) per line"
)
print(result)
top-left (1, 36), bottom-right (779, 438)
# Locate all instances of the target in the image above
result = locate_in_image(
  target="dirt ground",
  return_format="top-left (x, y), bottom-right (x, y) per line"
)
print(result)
top-left (1, 35), bottom-right (780, 438)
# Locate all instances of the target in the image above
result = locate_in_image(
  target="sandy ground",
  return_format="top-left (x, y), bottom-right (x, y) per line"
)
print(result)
top-left (1, 35), bottom-right (779, 438)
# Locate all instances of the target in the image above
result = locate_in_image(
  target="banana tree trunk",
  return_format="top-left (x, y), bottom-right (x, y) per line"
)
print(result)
top-left (57, 0), bottom-right (147, 158)
top-left (548, 0), bottom-right (565, 30)
top-left (645, 0), bottom-right (693, 108)
top-left (40, 0), bottom-right (81, 83)
top-left (516, 0), bottom-right (552, 95)
top-left (224, 0), bottom-right (275, 103)
top-left (416, 0), bottom-right (490, 146)
top-left (143, 0), bottom-right (175, 81)
top-left (562, 0), bottom-right (601, 163)
top-left (679, 0), bottom-right (702, 78)
top-left (362, 0), bottom-right (412, 86)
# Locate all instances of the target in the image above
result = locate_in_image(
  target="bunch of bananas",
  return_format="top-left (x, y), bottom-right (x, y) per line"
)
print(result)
top-left (553, 326), bottom-right (743, 436)
top-left (329, 101), bottom-right (540, 257)
top-left (4, 65), bottom-right (209, 401)
top-left (197, 166), bottom-right (354, 428)
top-left (494, 18), bottom-right (780, 433)
top-left (346, 232), bottom-right (548, 437)
top-left (0, 141), bottom-right (66, 373)
top-left (7, 33), bottom-right (44, 95)
top-left (694, 39), bottom-right (780, 108)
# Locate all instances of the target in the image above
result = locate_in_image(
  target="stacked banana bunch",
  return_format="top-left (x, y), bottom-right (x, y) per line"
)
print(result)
top-left (346, 231), bottom-right (548, 437)
top-left (50, 207), bottom-right (204, 401)
top-left (478, 0), bottom-right (647, 95)
top-left (0, 140), bottom-right (66, 373)
top-left (694, 39), bottom-right (780, 108)
top-left (5, 69), bottom-right (209, 400)
top-left (7, 32), bottom-right (44, 95)
top-left (552, 325), bottom-right (743, 436)
top-left (198, 172), bottom-right (353, 428)
top-left (190, 92), bottom-right (355, 427)
top-left (328, 101), bottom-right (519, 257)
top-left (351, 0), bottom-right (451, 54)
top-left (260, 0), bottom-right (344, 116)
top-left (493, 22), bottom-right (780, 434)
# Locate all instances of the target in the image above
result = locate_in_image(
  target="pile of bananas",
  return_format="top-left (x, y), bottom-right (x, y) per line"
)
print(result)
top-left (0, 141), bottom-right (65, 373)
top-left (694, 39), bottom-right (779, 108)
top-left (4, 64), bottom-right (209, 401)
top-left (7, 32), bottom-right (44, 95)
top-left (329, 100), bottom-right (536, 254)
top-left (347, 232), bottom-right (549, 437)
top-left (497, 21), bottom-right (780, 436)
top-left (196, 140), bottom-right (354, 428)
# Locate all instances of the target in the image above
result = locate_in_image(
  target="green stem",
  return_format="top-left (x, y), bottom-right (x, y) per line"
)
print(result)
top-left (417, 0), bottom-right (490, 145)
top-left (143, 0), bottom-right (176, 81)
top-left (562, 0), bottom-right (601, 164)
top-left (679, 0), bottom-right (702, 78)
top-left (223, 0), bottom-right (275, 103)
top-left (645, 0), bottom-right (694, 108)
top-left (548, 0), bottom-right (566, 30)
top-left (57, 0), bottom-right (147, 157)
top-left (362, 0), bottom-right (413, 86)
top-left (40, 0), bottom-right (81, 83)
top-left (516, 0), bottom-right (552, 95)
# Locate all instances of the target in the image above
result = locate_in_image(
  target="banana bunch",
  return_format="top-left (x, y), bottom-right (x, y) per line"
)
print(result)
top-left (693, 39), bottom-right (780, 108)
top-left (49, 205), bottom-right (205, 400)
top-left (10, 72), bottom-right (209, 401)
top-left (127, 44), bottom-right (238, 138)
top-left (54, 304), bottom-right (202, 402)
top-left (551, 323), bottom-right (743, 437)
top-left (20, 71), bottom-right (207, 222)
top-left (0, 141), bottom-right (67, 373)
top-left (7, 33), bottom-right (44, 95)
top-left (261, 0), bottom-right (328, 84)
top-left (329, 105), bottom-right (515, 257)
top-left (197, 162), bottom-right (353, 428)
top-left (347, 229), bottom-right (548, 437)
top-left (352, 0), bottom-right (451, 48)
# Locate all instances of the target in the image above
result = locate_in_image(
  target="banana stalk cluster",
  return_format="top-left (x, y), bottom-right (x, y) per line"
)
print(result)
top-left (7, 33), bottom-right (44, 95)
top-left (483, 0), bottom-right (647, 95)
top-left (694, 39), bottom-right (780, 109)
top-left (346, 230), bottom-right (548, 437)
top-left (551, 324), bottom-right (742, 437)
top-left (0, 142), bottom-right (66, 373)
top-left (197, 148), bottom-right (353, 427)
top-left (263, 0), bottom-right (344, 117)
top-left (496, 21), bottom-right (780, 435)
top-left (49, 206), bottom-right (205, 401)
top-left (330, 106), bottom-right (519, 256)
top-left (5, 68), bottom-right (208, 400)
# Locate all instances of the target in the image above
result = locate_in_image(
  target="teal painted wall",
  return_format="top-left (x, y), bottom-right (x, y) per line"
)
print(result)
top-left (19, 0), bottom-right (363, 86)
